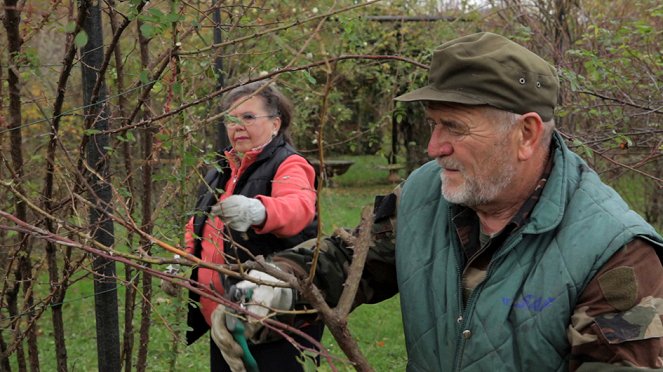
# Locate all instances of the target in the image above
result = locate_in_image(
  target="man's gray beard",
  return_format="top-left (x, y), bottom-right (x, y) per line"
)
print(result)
top-left (439, 161), bottom-right (515, 207)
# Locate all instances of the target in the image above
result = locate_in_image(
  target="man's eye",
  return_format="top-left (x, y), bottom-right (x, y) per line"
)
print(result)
top-left (241, 113), bottom-right (257, 121)
top-left (426, 118), bottom-right (470, 136)
top-left (448, 124), bottom-right (469, 136)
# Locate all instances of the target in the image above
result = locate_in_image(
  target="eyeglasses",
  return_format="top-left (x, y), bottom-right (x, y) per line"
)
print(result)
top-left (224, 113), bottom-right (276, 128)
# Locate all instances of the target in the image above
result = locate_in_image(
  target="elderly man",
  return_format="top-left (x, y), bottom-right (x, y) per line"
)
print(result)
top-left (224, 32), bottom-right (663, 371)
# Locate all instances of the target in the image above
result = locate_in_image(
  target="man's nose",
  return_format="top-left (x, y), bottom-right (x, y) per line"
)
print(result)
top-left (427, 133), bottom-right (454, 158)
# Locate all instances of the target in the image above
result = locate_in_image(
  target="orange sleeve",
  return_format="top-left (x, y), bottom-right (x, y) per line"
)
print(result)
top-left (184, 216), bottom-right (196, 255)
top-left (254, 155), bottom-right (317, 237)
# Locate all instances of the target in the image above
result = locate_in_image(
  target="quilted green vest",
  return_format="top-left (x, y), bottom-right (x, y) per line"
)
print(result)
top-left (396, 132), bottom-right (663, 372)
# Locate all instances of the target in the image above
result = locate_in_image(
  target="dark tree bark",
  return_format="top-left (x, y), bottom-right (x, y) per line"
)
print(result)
top-left (107, 3), bottom-right (139, 371)
top-left (5, 293), bottom-right (25, 372)
top-left (79, 1), bottom-right (120, 371)
top-left (212, 1), bottom-right (230, 152)
top-left (0, 48), bottom-right (6, 372)
top-left (134, 17), bottom-right (155, 372)
top-left (40, 2), bottom-right (91, 371)
top-left (2, 1), bottom-right (40, 370)
top-left (0, 329), bottom-right (9, 372)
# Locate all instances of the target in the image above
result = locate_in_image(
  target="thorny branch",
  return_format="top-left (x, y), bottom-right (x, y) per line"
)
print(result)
top-left (102, 53), bottom-right (428, 136)
top-left (0, 209), bottom-right (340, 366)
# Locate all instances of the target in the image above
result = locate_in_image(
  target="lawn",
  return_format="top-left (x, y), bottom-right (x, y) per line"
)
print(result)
top-left (314, 155), bottom-right (407, 371)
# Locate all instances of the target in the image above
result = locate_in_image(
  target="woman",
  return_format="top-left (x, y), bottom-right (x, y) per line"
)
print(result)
top-left (184, 81), bottom-right (322, 371)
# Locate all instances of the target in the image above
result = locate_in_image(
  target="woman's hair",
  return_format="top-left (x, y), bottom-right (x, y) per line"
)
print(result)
top-left (220, 80), bottom-right (294, 143)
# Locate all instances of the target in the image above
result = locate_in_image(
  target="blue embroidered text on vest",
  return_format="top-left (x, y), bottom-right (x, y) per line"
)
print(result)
top-left (502, 295), bottom-right (556, 312)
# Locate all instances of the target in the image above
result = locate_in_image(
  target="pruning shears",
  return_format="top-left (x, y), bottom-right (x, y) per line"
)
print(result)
top-left (226, 285), bottom-right (259, 372)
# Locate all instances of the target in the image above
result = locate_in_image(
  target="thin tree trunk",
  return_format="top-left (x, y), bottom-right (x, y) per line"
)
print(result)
top-left (39, 2), bottom-right (87, 371)
top-left (0, 327), bottom-right (9, 372)
top-left (0, 42), bottom-right (8, 372)
top-left (44, 249), bottom-right (67, 372)
top-left (80, 1), bottom-right (120, 371)
top-left (107, 3), bottom-right (139, 371)
top-left (43, 53), bottom-right (70, 371)
top-left (134, 16), bottom-right (154, 372)
top-left (212, 1), bottom-right (230, 152)
top-left (3, 1), bottom-right (40, 370)
top-left (6, 293), bottom-right (26, 372)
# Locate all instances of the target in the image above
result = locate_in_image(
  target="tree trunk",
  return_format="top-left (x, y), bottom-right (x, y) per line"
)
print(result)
top-left (3, 1), bottom-right (40, 370)
top-left (212, 0), bottom-right (230, 152)
top-left (107, 3), bottom-right (139, 371)
top-left (134, 18), bottom-right (155, 372)
top-left (0, 329), bottom-right (9, 372)
top-left (0, 43), bottom-right (7, 372)
top-left (40, 2), bottom-right (89, 371)
top-left (80, 1), bottom-right (120, 371)
top-left (6, 293), bottom-right (26, 372)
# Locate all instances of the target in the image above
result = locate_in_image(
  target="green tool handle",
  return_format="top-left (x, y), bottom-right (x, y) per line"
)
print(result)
top-left (232, 320), bottom-right (259, 372)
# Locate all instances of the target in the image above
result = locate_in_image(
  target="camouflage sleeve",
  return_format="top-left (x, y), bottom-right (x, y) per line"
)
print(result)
top-left (568, 238), bottom-right (663, 371)
top-left (272, 186), bottom-right (400, 308)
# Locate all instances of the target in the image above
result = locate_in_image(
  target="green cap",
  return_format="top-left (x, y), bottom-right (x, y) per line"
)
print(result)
top-left (395, 32), bottom-right (558, 121)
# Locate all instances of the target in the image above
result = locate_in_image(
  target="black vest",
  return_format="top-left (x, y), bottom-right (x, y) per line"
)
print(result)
top-left (186, 135), bottom-right (318, 344)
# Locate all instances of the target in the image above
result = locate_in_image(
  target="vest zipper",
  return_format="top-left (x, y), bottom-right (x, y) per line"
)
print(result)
top-left (450, 209), bottom-right (467, 372)
top-left (452, 230), bottom-right (524, 371)
top-left (488, 232), bottom-right (523, 270)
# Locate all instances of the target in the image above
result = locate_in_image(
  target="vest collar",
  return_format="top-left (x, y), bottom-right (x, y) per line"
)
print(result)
top-left (224, 134), bottom-right (287, 172)
top-left (522, 131), bottom-right (568, 234)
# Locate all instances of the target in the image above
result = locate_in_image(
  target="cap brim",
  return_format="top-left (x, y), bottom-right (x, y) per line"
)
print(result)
top-left (394, 85), bottom-right (486, 105)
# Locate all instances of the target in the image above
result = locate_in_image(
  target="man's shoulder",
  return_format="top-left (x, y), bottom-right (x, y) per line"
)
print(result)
top-left (399, 161), bottom-right (445, 213)
top-left (401, 161), bottom-right (442, 196)
top-left (406, 160), bottom-right (441, 182)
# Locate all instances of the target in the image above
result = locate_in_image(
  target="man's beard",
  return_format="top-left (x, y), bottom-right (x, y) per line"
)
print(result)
top-left (438, 155), bottom-right (515, 207)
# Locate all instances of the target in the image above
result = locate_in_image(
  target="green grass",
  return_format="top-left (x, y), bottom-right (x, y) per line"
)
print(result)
top-left (317, 154), bottom-right (404, 234)
top-left (8, 154), bottom-right (406, 371)
top-left (314, 156), bottom-right (406, 371)
top-left (319, 297), bottom-right (406, 371)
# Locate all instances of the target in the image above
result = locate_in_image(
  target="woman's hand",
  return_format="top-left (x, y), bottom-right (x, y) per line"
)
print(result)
top-left (211, 195), bottom-right (266, 232)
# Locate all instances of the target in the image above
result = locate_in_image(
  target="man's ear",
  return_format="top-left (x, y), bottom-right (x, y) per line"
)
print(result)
top-left (516, 112), bottom-right (544, 161)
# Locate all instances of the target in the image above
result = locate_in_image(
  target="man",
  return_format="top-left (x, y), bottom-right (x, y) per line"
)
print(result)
top-left (228, 32), bottom-right (663, 371)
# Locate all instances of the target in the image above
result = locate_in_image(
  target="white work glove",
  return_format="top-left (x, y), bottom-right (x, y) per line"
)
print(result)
top-left (211, 195), bottom-right (266, 232)
top-left (234, 268), bottom-right (294, 321)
